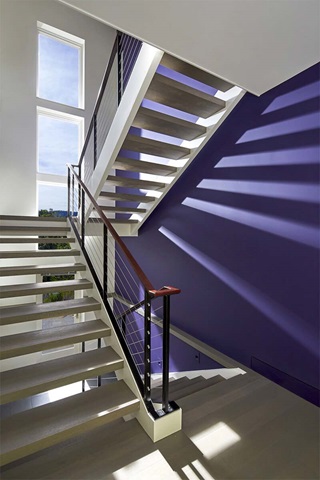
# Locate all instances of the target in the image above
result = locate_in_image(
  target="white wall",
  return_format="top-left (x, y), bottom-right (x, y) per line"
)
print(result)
top-left (0, 0), bottom-right (116, 216)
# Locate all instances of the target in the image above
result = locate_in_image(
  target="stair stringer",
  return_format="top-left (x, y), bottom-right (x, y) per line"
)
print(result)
top-left (68, 218), bottom-right (182, 442)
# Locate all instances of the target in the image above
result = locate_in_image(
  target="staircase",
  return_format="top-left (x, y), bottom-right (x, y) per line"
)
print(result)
top-left (0, 215), bottom-right (140, 466)
top-left (152, 374), bottom-right (226, 403)
top-left (96, 51), bottom-right (243, 234)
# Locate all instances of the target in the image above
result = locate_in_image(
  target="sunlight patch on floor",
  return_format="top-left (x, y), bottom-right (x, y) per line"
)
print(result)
top-left (190, 422), bottom-right (241, 460)
top-left (112, 450), bottom-right (179, 480)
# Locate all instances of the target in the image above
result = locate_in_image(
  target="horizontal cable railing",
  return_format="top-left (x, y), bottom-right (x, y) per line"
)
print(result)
top-left (78, 32), bottom-right (142, 187)
top-left (67, 164), bottom-right (180, 416)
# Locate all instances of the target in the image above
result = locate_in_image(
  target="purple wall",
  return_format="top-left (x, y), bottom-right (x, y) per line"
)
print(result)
top-left (123, 63), bottom-right (320, 405)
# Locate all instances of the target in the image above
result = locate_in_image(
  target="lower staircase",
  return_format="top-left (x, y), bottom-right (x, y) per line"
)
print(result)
top-left (0, 215), bottom-right (140, 466)
top-left (152, 374), bottom-right (225, 403)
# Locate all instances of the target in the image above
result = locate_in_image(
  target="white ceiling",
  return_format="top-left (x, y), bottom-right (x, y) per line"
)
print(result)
top-left (60, 0), bottom-right (320, 95)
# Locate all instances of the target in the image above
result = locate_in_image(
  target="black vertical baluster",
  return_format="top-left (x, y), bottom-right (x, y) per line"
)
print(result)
top-left (78, 164), bottom-right (82, 213)
top-left (144, 291), bottom-right (151, 402)
top-left (82, 341), bottom-right (85, 392)
top-left (71, 173), bottom-right (75, 217)
top-left (81, 188), bottom-right (85, 249)
top-left (117, 32), bottom-right (123, 105)
top-left (162, 295), bottom-right (170, 413)
top-left (103, 224), bottom-right (108, 303)
top-left (67, 168), bottom-right (71, 218)
top-left (93, 114), bottom-right (97, 169)
top-left (121, 315), bottom-right (126, 336)
top-left (97, 338), bottom-right (102, 387)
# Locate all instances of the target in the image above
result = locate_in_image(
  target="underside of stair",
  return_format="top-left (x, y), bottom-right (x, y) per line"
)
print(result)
top-left (0, 249), bottom-right (80, 258)
top-left (160, 52), bottom-right (234, 91)
top-left (122, 133), bottom-right (190, 159)
top-left (132, 105), bottom-right (207, 140)
top-left (114, 156), bottom-right (177, 176)
top-left (99, 192), bottom-right (156, 203)
top-left (145, 72), bottom-right (226, 118)
top-left (0, 380), bottom-right (139, 466)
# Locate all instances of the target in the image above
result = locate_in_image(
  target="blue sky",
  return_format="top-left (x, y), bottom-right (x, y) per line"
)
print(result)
top-left (38, 34), bottom-right (80, 107)
top-left (38, 115), bottom-right (79, 176)
top-left (38, 33), bottom-right (82, 211)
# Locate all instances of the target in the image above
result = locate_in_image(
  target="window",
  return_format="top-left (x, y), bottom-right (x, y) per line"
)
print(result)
top-left (38, 184), bottom-right (68, 212)
top-left (37, 108), bottom-right (82, 177)
top-left (37, 22), bottom-right (84, 108)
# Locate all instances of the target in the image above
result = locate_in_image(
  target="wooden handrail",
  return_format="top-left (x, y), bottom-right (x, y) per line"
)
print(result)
top-left (67, 164), bottom-right (181, 298)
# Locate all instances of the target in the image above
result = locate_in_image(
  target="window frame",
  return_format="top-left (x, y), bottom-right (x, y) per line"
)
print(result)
top-left (37, 21), bottom-right (85, 110)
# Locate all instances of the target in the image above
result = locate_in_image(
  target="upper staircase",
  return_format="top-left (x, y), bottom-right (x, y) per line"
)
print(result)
top-left (83, 38), bottom-right (243, 235)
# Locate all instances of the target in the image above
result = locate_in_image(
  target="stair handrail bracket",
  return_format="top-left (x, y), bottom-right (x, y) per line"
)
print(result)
top-left (67, 163), bottom-right (181, 430)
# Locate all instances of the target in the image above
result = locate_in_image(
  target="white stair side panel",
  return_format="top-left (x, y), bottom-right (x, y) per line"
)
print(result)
top-left (89, 43), bottom-right (164, 202)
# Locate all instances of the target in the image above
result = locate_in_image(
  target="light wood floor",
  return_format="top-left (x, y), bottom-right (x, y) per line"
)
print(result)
top-left (1, 371), bottom-right (319, 480)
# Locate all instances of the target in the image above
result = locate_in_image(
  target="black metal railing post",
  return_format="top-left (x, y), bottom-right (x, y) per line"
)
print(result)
top-left (103, 224), bottom-right (108, 302)
top-left (67, 168), bottom-right (71, 217)
top-left (117, 32), bottom-right (123, 105)
top-left (81, 188), bottom-right (85, 249)
top-left (144, 290), bottom-right (152, 402)
top-left (162, 295), bottom-right (170, 413)
top-left (71, 173), bottom-right (75, 216)
top-left (93, 113), bottom-right (97, 169)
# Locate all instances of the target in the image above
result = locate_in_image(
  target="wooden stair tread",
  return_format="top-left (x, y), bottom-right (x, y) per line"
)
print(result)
top-left (0, 297), bottom-right (101, 326)
top-left (0, 249), bottom-right (80, 258)
top-left (0, 279), bottom-right (93, 299)
top-left (0, 319), bottom-right (110, 360)
top-left (106, 174), bottom-right (165, 191)
top-left (85, 218), bottom-right (139, 225)
top-left (114, 156), bottom-right (177, 176)
top-left (146, 73), bottom-right (226, 118)
top-left (0, 263), bottom-right (86, 277)
top-left (109, 219), bottom-right (139, 224)
top-left (0, 380), bottom-right (139, 466)
top-left (122, 133), bottom-right (190, 160)
top-left (0, 226), bottom-right (70, 235)
top-left (161, 53), bottom-right (234, 92)
top-left (0, 347), bottom-right (123, 404)
top-left (99, 192), bottom-right (156, 203)
top-left (98, 206), bottom-right (147, 214)
top-left (0, 237), bottom-right (75, 244)
top-left (0, 215), bottom-right (67, 223)
top-left (133, 106), bottom-right (206, 141)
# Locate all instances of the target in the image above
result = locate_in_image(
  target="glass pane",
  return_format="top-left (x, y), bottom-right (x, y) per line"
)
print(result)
top-left (38, 114), bottom-right (79, 176)
top-left (38, 33), bottom-right (80, 107)
top-left (38, 184), bottom-right (67, 213)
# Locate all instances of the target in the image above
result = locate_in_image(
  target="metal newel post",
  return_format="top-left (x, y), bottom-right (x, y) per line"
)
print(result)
top-left (144, 290), bottom-right (152, 402)
top-left (162, 295), bottom-right (170, 413)
top-left (81, 187), bottom-right (85, 249)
